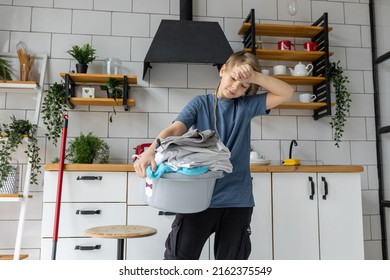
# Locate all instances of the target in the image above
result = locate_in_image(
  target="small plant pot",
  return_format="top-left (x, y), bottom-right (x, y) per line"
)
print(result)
top-left (106, 90), bottom-right (123, 99)
top-left (76, 63), bottom-right (88, 73)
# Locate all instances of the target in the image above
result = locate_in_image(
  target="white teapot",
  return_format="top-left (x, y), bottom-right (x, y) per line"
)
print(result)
top-left (289, 62), bottom-right (313, 76)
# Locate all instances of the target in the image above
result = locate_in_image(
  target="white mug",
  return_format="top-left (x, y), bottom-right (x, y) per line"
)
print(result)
top-left (299, 93), bottom-right (316, 102)
top-left (273, 65), bottom-right (287, 75)
top-left (261, 69), bottom-right (270, 75)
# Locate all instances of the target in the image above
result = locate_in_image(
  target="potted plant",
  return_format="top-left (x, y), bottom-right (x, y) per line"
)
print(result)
top-left (100, 78), bottom-right (123, 122)
top-left (65, 132), bottom-right (109, 164)
top-left (0, 56), bottom-right (13, 80)
top-left (328, 60), bottom-right (351, 148)
top-left (66, 43), bottom-right (97, 73)
top-left (0, 116), bottom-right (41, 186)
top-left (41, 82), bottom-right (68, 146)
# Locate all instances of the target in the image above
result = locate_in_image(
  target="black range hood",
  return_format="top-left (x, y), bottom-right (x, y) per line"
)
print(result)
top-left (143, 0), bottom-right (233, 79)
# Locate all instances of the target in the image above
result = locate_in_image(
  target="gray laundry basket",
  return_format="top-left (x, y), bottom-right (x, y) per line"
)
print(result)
top-left (0, 165), bottom-right (20, 194)
top-left (145, 171), bottom-right (223, 214)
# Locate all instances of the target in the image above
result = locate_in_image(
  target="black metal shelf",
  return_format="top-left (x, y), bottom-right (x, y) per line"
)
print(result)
top-left (240, 9), bottom-right (332, 120)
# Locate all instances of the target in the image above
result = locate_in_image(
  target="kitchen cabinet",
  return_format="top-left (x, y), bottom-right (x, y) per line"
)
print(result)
top-left (238, 9), bottom-right (333, 119)
top-left (41, 164), bottom-right (363, 260)
top-left (60, 73), bottom-right (137, 111)
top-left (272, 172), bottom-right (364, 260)
top-left (40, 171), bottom-right (127, 260)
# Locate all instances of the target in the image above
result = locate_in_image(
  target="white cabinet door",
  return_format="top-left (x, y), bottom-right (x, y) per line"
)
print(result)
top-left (126, 206), bottom-right (209, 260)
top-left (250, 173), bottom-right (272, 260)
top-left (272, 173), bottom-right (320, 260)
top-left (317, 173), bottom-right (364, 259)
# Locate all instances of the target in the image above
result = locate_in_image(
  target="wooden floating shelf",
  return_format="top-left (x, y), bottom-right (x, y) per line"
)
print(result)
top-left (60, 73), bottom-right (137, 84)
top-left (270, 75), bottom-right (325, 86)
top-left (238, 23), bottom-right (333, 37)
top-left (0, 254), bottom-right (29, 260)
top-left (275, 102), bottom-right (335, 110)
top-left (0, 194), bottom-right (33, 201)
top-left (245, 48), bottom-right (334, 61)
top-left (69, 97), bottom-right (136, 107)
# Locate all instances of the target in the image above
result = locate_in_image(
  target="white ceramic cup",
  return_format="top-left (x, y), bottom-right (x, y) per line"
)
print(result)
top-left (273, 65), bottom-right (287, 75)
top-left (261, 69), bottom-right (270, 75)
top-left (299, 93), bottom-right (316, 102)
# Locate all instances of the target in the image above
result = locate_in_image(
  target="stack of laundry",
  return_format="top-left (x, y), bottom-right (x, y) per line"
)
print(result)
top-left (146, 129), bottom-right (232, 179)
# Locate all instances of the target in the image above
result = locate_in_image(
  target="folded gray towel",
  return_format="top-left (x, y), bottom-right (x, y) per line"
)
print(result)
top-left (157, 129), bottom-right (218, 150)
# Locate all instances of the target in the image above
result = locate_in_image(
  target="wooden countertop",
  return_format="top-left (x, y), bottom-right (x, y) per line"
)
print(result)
top-left (44, 164), bottom-right (363, 173)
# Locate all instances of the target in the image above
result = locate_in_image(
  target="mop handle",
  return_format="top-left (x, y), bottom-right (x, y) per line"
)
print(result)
top-left (51, 114), bottom-right (68, 260)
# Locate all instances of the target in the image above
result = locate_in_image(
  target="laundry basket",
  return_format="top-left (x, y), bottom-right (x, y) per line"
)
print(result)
top-left (145, 171), bottom-right (223, 213)
top-left (0, 165), bottom-right (20, 194)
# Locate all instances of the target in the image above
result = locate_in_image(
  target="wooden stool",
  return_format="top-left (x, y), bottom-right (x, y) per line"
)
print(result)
top-left (84, 225), bottom-right (157, 260)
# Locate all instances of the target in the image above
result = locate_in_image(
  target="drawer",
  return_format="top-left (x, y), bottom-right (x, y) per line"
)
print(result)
top-left (44, 171), bottom-right (127, 202)
top-left (127, 172), bottom-right (147, 205)
top-left (41, 202), bottom-right (126, 237)
top-left (40, 238), bottom-right (117, 260)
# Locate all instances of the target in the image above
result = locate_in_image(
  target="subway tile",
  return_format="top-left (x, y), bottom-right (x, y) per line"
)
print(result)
top-left (366, 117), bottom-right (376, 141)
top-left (51, 34), bottom-right (92, 59)
top-left (312, 1), bottom-right (345, 24)
top-left (349, 93), bottom-right (375, 117)
top-left (370, 215), bottom-right (382, 240)
top-left (316, 141), bottom-right (351, 165)
top-left (251, 140), bottom-right (280, 162)
top-left (244, 0), bottom-right (277, 20)
top-left (345, 3), bottom-right (370, 25)
top-left (46, 58), bottom-right (71, 84)
top-left (329, 25), bottom-right (361, 47)
top-left (54, 0), bottom-right (92, 9)
top-left (363, 71), bottom-right (374, 94)
top-left (14, 0), bottom-right (53, 7)
top-left (92, 35), bottom-right (131, 61)
top-left (0, 6), bottom-right (31, 31)
top-left (346, 47), bottom-right (372, 70)
top-left (133, 0), bottom-right (170, 14)
top-left (262, 115), bottom-right (297, 140)
top-left (362, 215), bottom-right (371, 240)
top-left (361, 26), bottom-right (371, 48)
top-left (67, 111), bottom-right (109, 137)
top-left (297, 116), bottom-right (332, 141)
top-left (149, 63), bottom-right (188, 88)
top-left (112, 12), bottom-right (150, 37)
top-left (109, 112), bottom-right (148, 138)
top-left (277, 0), bottom-right (312, 22)
top-left (72, 10), bottom-right (111, 35)
top-left (362, 190), bottom-right (380, 215)
top-left (131, 87), bottom-right (169, 113)
top-left (94, 0), bottom-right (131, 12)
top-left (9, 31), bottom-right (51, 55)
top-left (364, 240), bottom-right (383, 260)
top-left (188, 64), bottom-right (220, 89)
top-left (351, 141), bottom-right (377, 165)
top-left (5, 92), bottom-right (36, 109)
top-left (148, 113), bottom-right (178, 138)
top-left (105, 138), bottom-right (129, 164)
top-left (0, 31), bottom-right (10, 52)
top-left (207, 0), bottom-right (242, 18)
top-left (342, 117), bottom-right (367, 141)
top-left (131, 37), bottom-right (152, 62)
top-left (251, 116), bottom-right (262, 139)
top-left (32, 7), bottom-right (71, 33)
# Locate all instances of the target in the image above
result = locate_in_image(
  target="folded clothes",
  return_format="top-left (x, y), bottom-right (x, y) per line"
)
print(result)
top-left (146, 163), bottom-right (209, 179)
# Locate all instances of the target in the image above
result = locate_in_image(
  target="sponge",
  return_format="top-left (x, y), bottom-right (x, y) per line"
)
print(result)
top-left (282, 158), bottom-right (301, 166)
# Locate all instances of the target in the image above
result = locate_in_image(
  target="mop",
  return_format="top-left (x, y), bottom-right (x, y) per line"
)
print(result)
top-left (51, 114), bottom-right (68, 260)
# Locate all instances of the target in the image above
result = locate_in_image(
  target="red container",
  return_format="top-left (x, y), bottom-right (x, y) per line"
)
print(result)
top-left (278, 40), bottom-right (295, 50)
top-left (303, 42), bottom-right (317, 51)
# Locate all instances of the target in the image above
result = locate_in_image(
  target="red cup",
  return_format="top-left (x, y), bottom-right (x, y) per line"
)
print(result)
top-left (278, 40), bottom-right (295, 50)
top-left (304, 42), bottom-right (317, 51)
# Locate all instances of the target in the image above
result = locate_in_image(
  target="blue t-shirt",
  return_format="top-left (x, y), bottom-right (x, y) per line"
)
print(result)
top-left (175, 93), bottom-right (268, 208)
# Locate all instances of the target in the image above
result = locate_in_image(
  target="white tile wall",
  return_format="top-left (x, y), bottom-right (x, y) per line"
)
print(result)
top-left (0, 0), bottom-right (383, 260)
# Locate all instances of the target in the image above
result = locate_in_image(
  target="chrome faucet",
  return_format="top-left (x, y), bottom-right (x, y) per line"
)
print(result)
top-left (289, 140), bottom-right (298, 159)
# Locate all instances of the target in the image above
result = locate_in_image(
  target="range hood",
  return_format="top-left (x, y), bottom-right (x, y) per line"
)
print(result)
top-left (143, 0), bottom-right (233, 78)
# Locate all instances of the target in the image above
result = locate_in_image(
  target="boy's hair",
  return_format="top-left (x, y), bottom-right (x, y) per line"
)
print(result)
top-left (224, 51), bottom-right (261, 95)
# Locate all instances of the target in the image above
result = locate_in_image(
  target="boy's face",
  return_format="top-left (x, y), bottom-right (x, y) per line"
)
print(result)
top-left (217, 64), bottom-right (250, 99)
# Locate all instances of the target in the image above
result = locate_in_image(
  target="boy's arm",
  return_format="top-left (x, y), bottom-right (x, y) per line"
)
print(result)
top-left (134, 121), bottom-right (188, 178)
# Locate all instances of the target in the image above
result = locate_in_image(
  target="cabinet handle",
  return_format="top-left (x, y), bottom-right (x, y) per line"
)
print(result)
top-left (158, 211), bottom-right (176, 216)
top-left (74, 245), bottom-right (101, 251)
top-left (75, 210), bottom-right (101, 215)
top-left (76, 176), bottom-right (103, 181)
top-left (322, 176), bottom-right (328, 200)
top-left (309, 176), bottom-right (315, 200)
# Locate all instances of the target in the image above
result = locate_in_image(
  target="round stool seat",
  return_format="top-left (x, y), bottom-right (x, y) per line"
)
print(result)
top-left (84, 225), bottom-right (157, 260)
top-left (85, 225), bottom-right (157, 239)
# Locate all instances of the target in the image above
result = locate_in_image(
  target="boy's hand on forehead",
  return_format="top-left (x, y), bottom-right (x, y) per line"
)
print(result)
top-left (232, 64), bottom-right (253, 83)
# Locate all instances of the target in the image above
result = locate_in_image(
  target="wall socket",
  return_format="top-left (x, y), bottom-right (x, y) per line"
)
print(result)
top-left (82, 87), bottom-right (95, 98)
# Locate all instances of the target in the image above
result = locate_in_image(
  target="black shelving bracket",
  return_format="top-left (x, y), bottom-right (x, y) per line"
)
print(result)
top-left (64, 73), bottom-right (75, 109)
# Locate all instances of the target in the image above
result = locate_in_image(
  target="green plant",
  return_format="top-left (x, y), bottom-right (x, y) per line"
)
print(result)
top-left (0, 116), bottom-right (41, 186)
top-left (41, 82), bottom-right (68, 146)
top-left (66, 132), bottom-right (109, 164)
top-left (100, 78), bottom-right (123, 122)
top-left (66, 43), bottom-right (97, 65)
top-left (328, 61), bottom-right (351, 148)
top-left (0, 56), bottom-right (13, 80)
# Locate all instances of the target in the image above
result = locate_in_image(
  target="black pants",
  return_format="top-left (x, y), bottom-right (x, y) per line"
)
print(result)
top-left (164, 207), bottom-right (253, 260)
